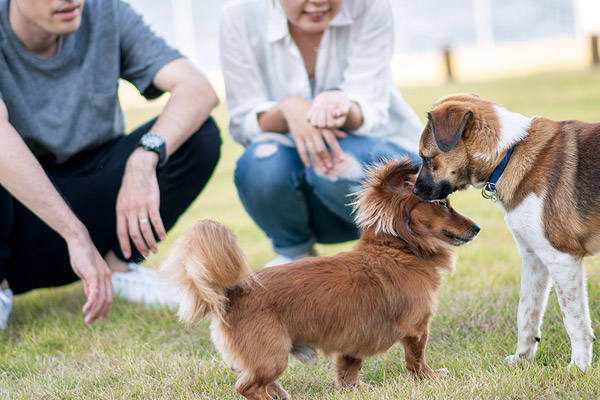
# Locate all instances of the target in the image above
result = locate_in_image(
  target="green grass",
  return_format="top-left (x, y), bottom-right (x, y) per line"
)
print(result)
top-left (2, 68), bottom-right (600, 399)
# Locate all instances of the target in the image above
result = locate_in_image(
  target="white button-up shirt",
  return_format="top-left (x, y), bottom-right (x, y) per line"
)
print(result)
top-left (219, 0), bottom-right (423, 153)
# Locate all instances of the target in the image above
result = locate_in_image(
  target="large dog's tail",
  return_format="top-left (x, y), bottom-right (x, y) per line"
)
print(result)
top-left (160, 220), bottom-right (251, 325)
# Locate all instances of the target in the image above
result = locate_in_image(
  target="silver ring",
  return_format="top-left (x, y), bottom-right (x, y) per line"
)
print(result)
top-left (139, 218), bottom-right (149, 224)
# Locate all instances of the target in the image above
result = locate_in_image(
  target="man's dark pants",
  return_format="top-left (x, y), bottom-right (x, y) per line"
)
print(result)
top-left (0, 117), bottom-right (221, 294)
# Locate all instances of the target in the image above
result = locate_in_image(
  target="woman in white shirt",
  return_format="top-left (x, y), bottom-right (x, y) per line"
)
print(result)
top-left (220, 0), bottom-right (423, 267)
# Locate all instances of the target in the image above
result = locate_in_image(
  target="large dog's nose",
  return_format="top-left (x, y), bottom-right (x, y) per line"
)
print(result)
top-left (412, 180), bottom-right (432, 199)
top-left (472, 224), bottom-right (481, 234)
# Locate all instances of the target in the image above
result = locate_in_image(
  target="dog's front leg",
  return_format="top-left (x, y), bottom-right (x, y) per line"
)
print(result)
top-left (506, 243), bottom-right (551, 364)
top-left (544, 255), bottom-right (594, 371)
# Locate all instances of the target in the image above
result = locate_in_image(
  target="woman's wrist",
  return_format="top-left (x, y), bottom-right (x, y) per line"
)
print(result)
top-left (342, 101), bottom-right (364, 131)
top-left (279, 96), bottom-right (309, 121)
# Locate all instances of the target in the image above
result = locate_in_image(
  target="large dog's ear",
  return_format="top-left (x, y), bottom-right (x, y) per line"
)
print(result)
top-left (427, 107), bottom-right (473, 152)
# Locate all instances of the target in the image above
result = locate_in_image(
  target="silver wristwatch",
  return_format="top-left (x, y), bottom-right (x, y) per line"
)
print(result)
top-left (138, 133), bottom-right (168, 168)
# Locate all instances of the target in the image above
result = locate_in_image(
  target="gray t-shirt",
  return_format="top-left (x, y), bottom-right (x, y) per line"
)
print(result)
top-left (0, 0), bottom-right (182, 163)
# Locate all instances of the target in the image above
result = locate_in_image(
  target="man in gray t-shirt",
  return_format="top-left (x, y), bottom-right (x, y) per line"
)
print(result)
top-left (0, 0), bottom-right (221, 328)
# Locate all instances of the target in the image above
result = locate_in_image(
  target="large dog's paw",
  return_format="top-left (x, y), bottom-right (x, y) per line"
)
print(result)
top-left (567, 360), bottom-right (590, 373)
top-left (505, 354), bottom-right (523, 365)
top-left (505, 350), bottom-right (535, 365)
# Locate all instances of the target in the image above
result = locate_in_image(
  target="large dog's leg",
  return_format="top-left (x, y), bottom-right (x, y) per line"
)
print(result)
top-left (505, 243), bottom-right (551, 364)
top-left (544, 254), bottom-right (594, 371)
top-left (505, 194), bottom-right (594, 370)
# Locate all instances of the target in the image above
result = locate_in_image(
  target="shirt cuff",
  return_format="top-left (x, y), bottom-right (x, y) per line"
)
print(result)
top-left (240, 101), bottom-right (279, 143)
top-left (346, 92), bottom-right (379, 135)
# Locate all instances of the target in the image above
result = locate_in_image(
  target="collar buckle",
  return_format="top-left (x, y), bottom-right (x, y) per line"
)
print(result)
top-left (482, 146), bottom-right (516, 203)
top-left (481, 182), bottom-right (499, 202)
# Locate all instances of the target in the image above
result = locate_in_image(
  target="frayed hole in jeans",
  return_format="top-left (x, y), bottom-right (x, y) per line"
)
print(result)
top-left (254, 143), bottom-right (278, 159)
top-left (315, 152), bottom-right (363, 181)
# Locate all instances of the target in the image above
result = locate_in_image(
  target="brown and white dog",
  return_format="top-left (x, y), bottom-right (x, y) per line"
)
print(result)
top-left (161, 159), bottom-right (479, 400)
top-left (412, 93), bottom-right (599, 371)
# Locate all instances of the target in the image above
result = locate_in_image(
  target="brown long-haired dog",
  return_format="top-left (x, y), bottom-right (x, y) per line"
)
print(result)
top-left (161, 158), bottom-right (479, 400)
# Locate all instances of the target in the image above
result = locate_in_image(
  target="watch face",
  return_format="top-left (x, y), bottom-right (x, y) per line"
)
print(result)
top-left (141, 134), bottom-right (165, 150)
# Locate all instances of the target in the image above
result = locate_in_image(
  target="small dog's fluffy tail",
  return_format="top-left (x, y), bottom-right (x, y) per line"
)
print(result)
top-left (160, 220), bottom-right (251, 325)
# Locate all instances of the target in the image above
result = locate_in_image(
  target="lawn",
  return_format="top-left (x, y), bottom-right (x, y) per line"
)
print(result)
top-left (2, 69), bottom-right (600, 399)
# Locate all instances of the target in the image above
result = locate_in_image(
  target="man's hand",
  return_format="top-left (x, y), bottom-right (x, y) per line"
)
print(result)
top-left (280, 96), bottom-right (346, 174)
top-left (116, 148), bottom-right (166, 259)
top-left (65, 230), bottom-right (113, 325)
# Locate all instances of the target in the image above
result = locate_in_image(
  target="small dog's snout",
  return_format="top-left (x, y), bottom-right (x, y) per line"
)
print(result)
top-left (472, 224), bottom-right (481, 234)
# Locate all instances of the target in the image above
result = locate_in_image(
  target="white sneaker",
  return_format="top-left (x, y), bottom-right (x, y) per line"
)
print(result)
top-left (0, 288), bottom-right (13, 330)
top-left (111, 263), bottom-right (178, 310)
top-left (264, 249), bottom-right (316, 268)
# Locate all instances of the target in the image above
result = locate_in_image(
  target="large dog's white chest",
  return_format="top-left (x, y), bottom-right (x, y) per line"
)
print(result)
top-left (504, 194), bottom-right (576, 263)
top-left (504, 194), bottom-right (547, 253)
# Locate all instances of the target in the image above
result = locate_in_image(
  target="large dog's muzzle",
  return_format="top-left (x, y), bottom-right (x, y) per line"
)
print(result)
top-left (413, 173), bottom-right (453, 201)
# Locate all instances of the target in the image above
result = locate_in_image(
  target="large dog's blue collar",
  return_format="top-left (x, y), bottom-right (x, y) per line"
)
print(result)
top-left (481, 146), bottom-right (515, 202)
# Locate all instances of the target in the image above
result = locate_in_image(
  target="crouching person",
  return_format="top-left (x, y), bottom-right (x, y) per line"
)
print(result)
top-left (219, 0), bottom-right (423, 267)
top-left (0, 0), bottom-right (221, 328)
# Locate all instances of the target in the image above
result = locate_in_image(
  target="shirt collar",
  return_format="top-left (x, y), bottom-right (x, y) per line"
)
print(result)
top-left (267, 0), bottom-right (353, 43)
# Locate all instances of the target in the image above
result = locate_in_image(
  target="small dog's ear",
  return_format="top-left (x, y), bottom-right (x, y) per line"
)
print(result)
top-left (427, 107), bottom-right (473, 153)
top-left (386, 165), bottom-right (419, 194)
top-left (399, 217), bottom-right (443, 258)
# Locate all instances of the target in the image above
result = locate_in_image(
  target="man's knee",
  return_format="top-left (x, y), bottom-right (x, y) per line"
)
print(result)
top-left (185, 116), bottom-right (221, 163)
top-left (156, 117), bottom-right (222, 212)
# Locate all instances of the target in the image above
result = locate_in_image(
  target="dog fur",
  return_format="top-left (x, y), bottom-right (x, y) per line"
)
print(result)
top-left (161, 159), bottom-right (479, 399)
top-left (413, 93), bottom-right (599, 371)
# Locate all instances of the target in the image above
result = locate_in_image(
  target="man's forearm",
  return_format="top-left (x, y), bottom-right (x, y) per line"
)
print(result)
top-left (0, 107), bottom-right (88, 244)
top-left (148, 61), bottom-right (219, 157)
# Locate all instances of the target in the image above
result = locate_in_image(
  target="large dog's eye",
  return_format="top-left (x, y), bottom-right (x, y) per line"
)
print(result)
top-left (421, 156), bottom-right (432, 169)
top-left (440, 201), bottom-right (449, 209)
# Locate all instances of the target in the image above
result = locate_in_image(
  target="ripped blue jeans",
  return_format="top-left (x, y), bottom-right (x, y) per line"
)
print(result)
top-left (234, 133), bottom-right (419, 258)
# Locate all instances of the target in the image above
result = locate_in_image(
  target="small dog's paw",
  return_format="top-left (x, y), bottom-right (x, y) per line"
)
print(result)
top-left (266, 382), bottom-right (289, 399)
top-left (407, 366), bottom-right (448, 380)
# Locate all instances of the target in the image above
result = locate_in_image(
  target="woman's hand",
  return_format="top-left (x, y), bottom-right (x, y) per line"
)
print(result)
top-left (306, 90), bottom-right (351, 129)
top-left (280, 96), bottom-right (346, 174)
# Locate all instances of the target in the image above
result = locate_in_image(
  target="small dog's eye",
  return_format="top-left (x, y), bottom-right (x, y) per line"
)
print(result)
top-left (440, 201), bottom-right (449, 209)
